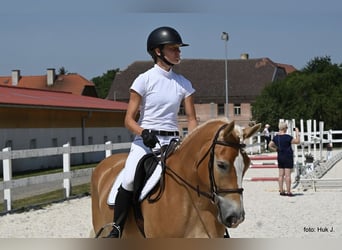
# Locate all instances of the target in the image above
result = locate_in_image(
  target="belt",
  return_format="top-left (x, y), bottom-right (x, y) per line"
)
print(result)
top-left (152, 130), bottom-right (179, 136)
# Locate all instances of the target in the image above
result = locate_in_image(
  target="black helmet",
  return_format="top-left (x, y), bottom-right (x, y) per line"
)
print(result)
top-left (147, 26), bottom-right (189, 55)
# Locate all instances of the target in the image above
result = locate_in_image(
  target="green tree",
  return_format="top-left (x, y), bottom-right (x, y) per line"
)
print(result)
top-left (91, 69), bottom-right (119, 99)
top-left (58, 67), bottom-right (68, 75)
top-left (252, 56), bottom-right (342, 130)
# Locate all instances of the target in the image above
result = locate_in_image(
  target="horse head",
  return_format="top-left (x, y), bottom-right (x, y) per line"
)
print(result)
top-left (211, 120), bottom-right (260, 228)
top-left (186, 119), bottom-right (260, 230)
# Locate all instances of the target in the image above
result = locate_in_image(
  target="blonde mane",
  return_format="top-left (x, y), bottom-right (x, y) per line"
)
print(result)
top-left (179, 118), bottom-right (231, 148)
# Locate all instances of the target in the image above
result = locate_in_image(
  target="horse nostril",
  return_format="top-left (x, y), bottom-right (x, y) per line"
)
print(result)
top-left (226, 213), bottom-right (244, 228)
top-left (226, 216), bottom-right (237, 228)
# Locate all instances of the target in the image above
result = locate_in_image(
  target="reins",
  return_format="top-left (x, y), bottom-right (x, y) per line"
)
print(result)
top-left (164, 124), bottom-right (246, 203)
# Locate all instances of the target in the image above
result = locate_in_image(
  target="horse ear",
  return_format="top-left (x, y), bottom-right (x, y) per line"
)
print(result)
top-left (243, 123), bottom-right (262, 139)
top-left (223, 120), bottom-right (235, 138)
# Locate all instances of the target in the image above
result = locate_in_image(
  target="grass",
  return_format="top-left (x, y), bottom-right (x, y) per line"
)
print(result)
top-left (0, 183), bottom-right (91, 214)
top-left (0, 164), bottom-right (94, 214)
top-left (4, 163), bottom-right (97, 180)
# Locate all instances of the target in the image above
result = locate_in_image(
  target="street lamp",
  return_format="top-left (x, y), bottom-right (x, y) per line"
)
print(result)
top-left (221, 32), bottom-right (229, 118)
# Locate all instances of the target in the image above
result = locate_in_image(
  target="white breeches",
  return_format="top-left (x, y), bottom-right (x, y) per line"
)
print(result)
top-left (121, 135), bottom-right (178, 191)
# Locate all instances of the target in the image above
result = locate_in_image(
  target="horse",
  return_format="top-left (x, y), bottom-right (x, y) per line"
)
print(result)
top-left (91, 119), bottom-right (261, 238)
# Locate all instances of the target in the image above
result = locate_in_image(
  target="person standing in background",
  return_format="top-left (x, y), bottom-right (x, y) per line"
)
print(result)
top-left (262, 124), bottom-right (271, 151)
top-left (269, 122), bottom-right (300, 197)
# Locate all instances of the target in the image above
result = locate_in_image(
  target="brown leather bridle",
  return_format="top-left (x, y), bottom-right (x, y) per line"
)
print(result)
top-left (164, 124), bottom-right (246, 203)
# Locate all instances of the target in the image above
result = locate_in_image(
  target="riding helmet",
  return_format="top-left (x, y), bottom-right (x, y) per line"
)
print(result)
top-left (147, 26), bottom-right (189, 56)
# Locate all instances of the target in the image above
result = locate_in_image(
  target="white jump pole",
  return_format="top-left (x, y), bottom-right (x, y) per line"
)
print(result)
top-left (319, 121), bottom-right (324, 161)
top-left (306, 120), bottom-right (312, 155)
top-left (313, 120), bottom-right (317, 159)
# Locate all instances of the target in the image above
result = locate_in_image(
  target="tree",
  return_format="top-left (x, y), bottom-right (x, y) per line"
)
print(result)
top-left (91, 69), bottom-right (119, 99)
top-left (58, 67), bottom-right (68, 75)
top-left (252, 56), bottom-right (342, 130)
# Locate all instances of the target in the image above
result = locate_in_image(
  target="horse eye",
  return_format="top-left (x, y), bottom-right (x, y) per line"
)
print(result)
top-left (217, 161), bottom-right (228, 170)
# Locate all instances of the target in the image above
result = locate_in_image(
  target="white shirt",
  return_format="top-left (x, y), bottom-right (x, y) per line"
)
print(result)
top-left (131, 64), bottom-right (195, 131)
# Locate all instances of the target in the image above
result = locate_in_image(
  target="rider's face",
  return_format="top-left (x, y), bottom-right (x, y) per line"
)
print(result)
top-left (159, 44), bottom-right (182, 65)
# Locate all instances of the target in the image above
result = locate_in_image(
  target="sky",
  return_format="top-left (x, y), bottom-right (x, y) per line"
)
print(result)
top-left (0, 0), bottom-right (341, 80)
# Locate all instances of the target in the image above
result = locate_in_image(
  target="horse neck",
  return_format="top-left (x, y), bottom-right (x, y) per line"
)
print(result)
top-left (163, 122), bottom-right (224, 236)
top-left (181, 120), bottom-right (225, 148)
top-left (167, 120), bottom-right (224, 180)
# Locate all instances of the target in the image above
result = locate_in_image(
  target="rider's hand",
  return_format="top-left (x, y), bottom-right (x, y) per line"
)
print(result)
top-left (141, 129), bottom-right (159, 148)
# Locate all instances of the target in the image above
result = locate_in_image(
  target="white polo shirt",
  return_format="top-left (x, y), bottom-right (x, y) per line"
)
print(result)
top-left (131, 64), bottom-right (195, 131)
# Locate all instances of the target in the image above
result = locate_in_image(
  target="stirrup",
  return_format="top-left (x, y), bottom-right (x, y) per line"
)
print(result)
top-left (105, 223), bottom-right (121, 238)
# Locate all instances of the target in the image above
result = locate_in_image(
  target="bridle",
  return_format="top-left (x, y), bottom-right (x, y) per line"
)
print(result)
top-left (164, 124), bottom-right (246, 203)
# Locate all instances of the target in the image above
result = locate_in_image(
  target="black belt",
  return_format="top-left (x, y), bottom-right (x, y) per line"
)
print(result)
top-left (152, 130), bottom-right (179, 136)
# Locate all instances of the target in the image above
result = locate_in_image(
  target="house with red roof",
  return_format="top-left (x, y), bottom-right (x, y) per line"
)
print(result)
top-left (0, 68), bottom-right (97, 97)
top-left (0, 84), bottom-right (129, 173)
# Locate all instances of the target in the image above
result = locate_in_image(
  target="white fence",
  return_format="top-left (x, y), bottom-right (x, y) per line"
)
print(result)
top-left (1, 119), bottom-right (341, 212)
top-left (0, 141), bottom-right (131, 212)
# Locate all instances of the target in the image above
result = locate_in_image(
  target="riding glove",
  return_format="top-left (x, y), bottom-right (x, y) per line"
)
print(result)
top-left (141, 129), bottom-right (159, 148)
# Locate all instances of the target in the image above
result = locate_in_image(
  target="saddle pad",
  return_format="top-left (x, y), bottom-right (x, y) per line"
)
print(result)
top-left (107, 164), bottom-right (162, 205)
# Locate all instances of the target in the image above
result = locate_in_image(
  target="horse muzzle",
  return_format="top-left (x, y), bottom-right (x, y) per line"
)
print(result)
top-left (216, 196), bottom-right (245, 228)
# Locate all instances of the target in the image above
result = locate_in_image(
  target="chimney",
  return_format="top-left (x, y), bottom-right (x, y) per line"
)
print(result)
top-left (240, 53), bottom-right (249, 60)
top-left (11, 70), bottom-right (21, 86)
top-left (47, 68), bottom-right (56, 86)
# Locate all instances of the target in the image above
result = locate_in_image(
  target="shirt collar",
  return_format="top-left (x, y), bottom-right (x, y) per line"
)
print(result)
top-left (154, 64), bottom-right (173, 78)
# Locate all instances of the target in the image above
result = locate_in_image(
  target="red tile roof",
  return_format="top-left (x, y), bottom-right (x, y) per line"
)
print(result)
top-left (276, 63), bottom-right (297, 74)
top-left (0, 85), bottom-right (127, 111)
top-left (0, 72), bottom-right (95, 96)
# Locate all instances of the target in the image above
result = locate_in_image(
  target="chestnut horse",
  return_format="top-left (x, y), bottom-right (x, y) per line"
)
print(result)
top-left (91, 119), bottom-right (260, 238)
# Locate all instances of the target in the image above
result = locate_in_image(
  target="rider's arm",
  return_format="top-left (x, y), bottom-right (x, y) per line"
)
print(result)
top-left (124, 90), bottom-right (144, 136)
top-left (184, 94), bottom-right (198, 133)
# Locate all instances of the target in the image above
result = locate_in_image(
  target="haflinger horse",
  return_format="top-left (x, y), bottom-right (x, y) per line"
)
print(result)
top-left (91, 119), bottom-right (261, 238)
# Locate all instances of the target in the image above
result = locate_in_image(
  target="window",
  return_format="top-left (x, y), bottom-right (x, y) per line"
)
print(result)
top-left (178, 105), bottom-right (185, 115)
top-left (30, 139), bottom-right (37, 149)
top-left (234, 104), bottom-right (241, 116)
top-left (88, 136), bottom-right (93, 145)
top-left (71, 137), bottom-right (77, 146)
top-left (52, 138), bottom-right (58, 147)
top-left (218, 103), bottom-right (225, 115)
top-left (182, 128), bottom-right (188, 137)
top-left (5, 140), bottom-right (13, 148)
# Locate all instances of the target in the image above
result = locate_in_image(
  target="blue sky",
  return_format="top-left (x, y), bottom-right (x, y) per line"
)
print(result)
top-left (1, 0), bottom-right (341, 79)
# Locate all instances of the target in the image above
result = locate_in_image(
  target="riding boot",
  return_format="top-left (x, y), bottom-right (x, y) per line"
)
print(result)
top-left (106, 185), bottom-right (133, 238)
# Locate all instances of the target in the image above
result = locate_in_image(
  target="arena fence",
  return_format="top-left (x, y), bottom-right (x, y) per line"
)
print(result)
top-left (1, 119), bottom-right (341, 212)
top-left (0, 142), bottom-right (131, 212)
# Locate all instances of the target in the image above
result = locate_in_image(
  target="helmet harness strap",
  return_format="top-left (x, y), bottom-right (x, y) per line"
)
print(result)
top-left (157, 45), bottom-right (174, 67)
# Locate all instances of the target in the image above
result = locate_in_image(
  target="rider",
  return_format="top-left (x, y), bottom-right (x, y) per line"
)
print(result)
top-left (106, 26), bottom-right (198, 238)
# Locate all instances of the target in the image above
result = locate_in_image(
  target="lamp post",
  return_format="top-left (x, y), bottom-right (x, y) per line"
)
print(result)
top-left (221, 32), bottom-right (229, 118)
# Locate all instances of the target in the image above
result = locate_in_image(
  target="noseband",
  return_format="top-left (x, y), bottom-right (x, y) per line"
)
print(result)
top-left (165, 124), bottom-right (246, 203)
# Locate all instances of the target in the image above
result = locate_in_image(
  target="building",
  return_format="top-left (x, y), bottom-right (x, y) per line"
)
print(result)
top-left (0, 68), bottom-right (97, 97)
top-left (0, 85), bottom-right (130, 173)
top-left (107, 56), bottom-right (296, 135)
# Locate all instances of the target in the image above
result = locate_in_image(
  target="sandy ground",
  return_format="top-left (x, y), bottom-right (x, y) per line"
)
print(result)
top-left (0, 180), bottom-right (341, 238)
